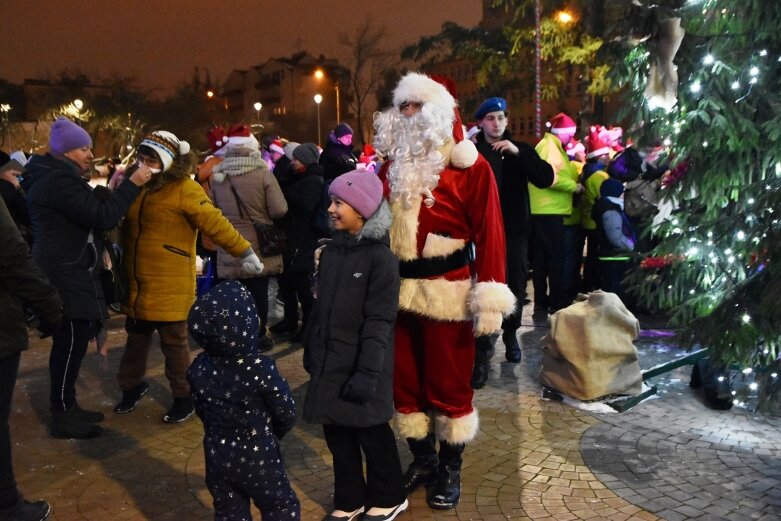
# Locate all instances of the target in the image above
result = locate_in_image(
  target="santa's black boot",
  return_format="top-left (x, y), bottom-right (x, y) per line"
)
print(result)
top-left (470, 336), bottom-right (492, 389)
top-left (503, 329), bottom-right (522, 363)
top-left (427, 441), bottom-right (465, 510)
top-left (403, 434), bottom-right (439, 493)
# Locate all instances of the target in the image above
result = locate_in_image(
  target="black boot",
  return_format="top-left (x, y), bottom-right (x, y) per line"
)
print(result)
top-left (427, 441), bottom-right (464, 510)
top-left (470, 336), bottom-right (492, 389)
top-left (49, 409), bottom-right (102, 439)
top-left (503, 330), bottom-right (522, 363)
top-left (403, 434), bottom-right (438, 493)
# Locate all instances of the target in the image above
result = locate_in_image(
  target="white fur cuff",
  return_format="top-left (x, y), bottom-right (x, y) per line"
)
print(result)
top-left (473, 310), bottom-right (503, 337)
top-left (468, 281), bottom-right (516, 316)
top-left (395, 411), bottom-right (431, 440)
top-left (434, 410), bottom-right (479, 444)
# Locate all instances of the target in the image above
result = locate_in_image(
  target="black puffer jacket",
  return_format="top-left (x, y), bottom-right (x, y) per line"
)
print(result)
top-left (319, 138), bottom-right (357, 182)
top-left (0, 197), bottom-right (62, 360)
top-left (22, 153), bottom-right (140, 320)
top-left (277, 164), bottom-right (324, 272)
top-left (303, 201), bottom-right (400, 427)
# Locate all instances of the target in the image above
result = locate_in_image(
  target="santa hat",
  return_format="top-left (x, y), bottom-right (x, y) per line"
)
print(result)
top-left (206, 127), bottom-right (228, 156)
top-left (139, 131), bottom-right (190, 172)
top-left (549, 112), bottom-right (577, 135)
top-left (586, 126), bottom-right (611, 159)
top-left (225, 124), bottom-right (259, 154)
top-left (268, 139), bottom-right (285, 156)
top-left (565, 140), bottom-right (585, 159)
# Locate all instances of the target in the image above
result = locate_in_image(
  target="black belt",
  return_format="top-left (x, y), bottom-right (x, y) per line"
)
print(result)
top-left (399, 244), bottom-right (473, 279)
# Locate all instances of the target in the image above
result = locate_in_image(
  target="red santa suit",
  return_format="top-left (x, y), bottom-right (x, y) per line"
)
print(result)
top-left (376, 75), bottom-right (515, 446)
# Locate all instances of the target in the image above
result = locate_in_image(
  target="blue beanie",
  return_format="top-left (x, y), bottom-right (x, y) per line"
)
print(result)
top-left (334, 123), bottom-right (353, 138)
top-left (600, 178), bottom-right (625, 199)
top-left (49, 118), bottom-right (92, 155)
top-left (475, 97), bottom-right (507, 120)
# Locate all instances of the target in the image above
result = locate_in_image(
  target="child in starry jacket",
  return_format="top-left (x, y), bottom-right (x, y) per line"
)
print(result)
top-left (187, 281), bottom-right (299, 521)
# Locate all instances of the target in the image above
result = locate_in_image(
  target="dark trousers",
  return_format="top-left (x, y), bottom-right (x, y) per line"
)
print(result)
top-left (561, 224), bottom-right (585, 302)
top-left (238, 276), bottom-right (270, 331)
top-left (323, 423), bottom-right (406, 511)
top-left (503, 234), bottom-right (530, 332)
top-left (0, 354), bottom-right (20, 507)
top-left (276, 271), bottom-right (314, 328)
top-left (599, 258), bottom-right (630, 304)
top-left (530, 215), bottom-right (568, 311)
top-left (583, 229), bottom-right (601, 292)
top-left (50, 319), bottom-right (97, 412)
top-left (118, 318), bottom-right (190, 398)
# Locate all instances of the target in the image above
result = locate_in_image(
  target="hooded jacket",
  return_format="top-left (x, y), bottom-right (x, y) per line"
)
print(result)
top-left (0, 197), bottom-right (62, 360)
top-left (120, 152), bottom-right (250, 322)
top-left (319, 136), bottom-right (357, 182)
top-left (23, 153), bottom-right (140, 320)
top-left (303, 202), bottom-right (400, 427)
top-left (211, 152), bottom-right (288, 276)
top-left (187, 281), bottom-right (296, 439)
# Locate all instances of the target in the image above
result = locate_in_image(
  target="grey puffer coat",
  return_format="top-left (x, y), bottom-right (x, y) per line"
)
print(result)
top-left (302, 201), bottom-right (400, 427)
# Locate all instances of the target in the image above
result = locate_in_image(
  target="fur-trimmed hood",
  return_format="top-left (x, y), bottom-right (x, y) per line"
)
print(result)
top-left (146, 151), bottom-right (197, 192)
top-left (330, 199), bottom-right (392, 246)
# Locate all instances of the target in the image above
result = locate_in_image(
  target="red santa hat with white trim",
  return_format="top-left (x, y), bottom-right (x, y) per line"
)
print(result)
top-left (586, 126), bottom-right (611, 159)
top-left (549, 112), bottom-right (577, 135)
top-left (224, 124), bottom-right (259, 154)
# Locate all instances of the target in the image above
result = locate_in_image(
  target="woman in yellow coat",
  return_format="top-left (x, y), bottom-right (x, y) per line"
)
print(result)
top-left (115, 131), bottom-right (263, 423)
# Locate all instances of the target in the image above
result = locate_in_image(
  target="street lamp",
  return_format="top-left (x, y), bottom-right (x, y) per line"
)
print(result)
top-left (73, 99), bottom-right (84, 126)
top-left (314, 68), bottom-right (340, 124)
top-left (253, 101), bottom-right (262, 125)
top-left (314, 94), bottom-right (323, 146)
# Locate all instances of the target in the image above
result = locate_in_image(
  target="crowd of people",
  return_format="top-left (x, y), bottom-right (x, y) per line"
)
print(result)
top-left (0, 70), bottom-right (672, 521)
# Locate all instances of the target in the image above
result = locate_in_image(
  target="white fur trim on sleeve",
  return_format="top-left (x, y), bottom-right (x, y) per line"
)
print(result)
top-left (395, 411), bottom-right (432, 440)
top-left (467, 281), bottom-right (516, 317)
top-left (434, 410), bottom-right (479, 444)
top-left (450, 139), bottom-right (478, 169)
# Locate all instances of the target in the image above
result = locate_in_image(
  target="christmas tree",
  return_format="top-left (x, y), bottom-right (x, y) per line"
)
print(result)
top-left (608, 0), bottom-right (781, 409)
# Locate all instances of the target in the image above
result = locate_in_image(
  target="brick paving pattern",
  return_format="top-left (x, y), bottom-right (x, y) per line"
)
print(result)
top-left (8, 303), bottom-right (780, 520)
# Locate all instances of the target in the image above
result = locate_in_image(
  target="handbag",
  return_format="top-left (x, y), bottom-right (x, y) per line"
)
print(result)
top-left (226, 177), bottom-right (287, 257)
top-left (101, 242), bottom-right (128, 305)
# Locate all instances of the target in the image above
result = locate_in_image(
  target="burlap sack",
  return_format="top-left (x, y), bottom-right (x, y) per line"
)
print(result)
top-left (540, 290), bottom-right (643, 401)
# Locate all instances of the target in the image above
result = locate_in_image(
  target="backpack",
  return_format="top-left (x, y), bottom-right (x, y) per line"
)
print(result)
top-left (624, 178), bottom-right (659, 217)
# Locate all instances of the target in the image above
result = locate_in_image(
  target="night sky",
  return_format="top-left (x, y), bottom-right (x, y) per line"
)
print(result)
top-left (2, 0), bottom-right (482, 92)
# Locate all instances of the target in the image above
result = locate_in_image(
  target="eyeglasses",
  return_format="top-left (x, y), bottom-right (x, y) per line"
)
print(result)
top-left (137, 154), bottom-right (162, 168)
top-left (399, 100), bottom-right (423, 112)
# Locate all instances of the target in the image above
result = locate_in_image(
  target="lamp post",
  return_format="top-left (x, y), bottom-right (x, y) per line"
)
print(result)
top-left (534, 5), bottom-right (575, 138)
top-left (253, 101), bottom-right (262, 125)
top-left (0, 104), bottom-right (10, 147)
top-left (314, 94), bottom-right (323, 146)
top-left (314, 68), bottom-right (340, 124)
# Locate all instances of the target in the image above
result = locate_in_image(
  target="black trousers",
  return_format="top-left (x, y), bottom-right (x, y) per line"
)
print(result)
top-left (0, 354), bottom-right (20, 507)
top-left (237, 276), bottom-right (270, 331)
top-left (503, 233), bottom-right (530, 332)
top-left (323, 423), bottom-right (406, 511)
top-left (276, 271), bottom-right (314, 328)
top-left (531, 215), bottom-right (568, 311)
top-left (49, 319), bottom-right (97, 413)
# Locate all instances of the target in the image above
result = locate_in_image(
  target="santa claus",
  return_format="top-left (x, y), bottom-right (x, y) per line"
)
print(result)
top-left (374, 72), bottom-right (515, 510)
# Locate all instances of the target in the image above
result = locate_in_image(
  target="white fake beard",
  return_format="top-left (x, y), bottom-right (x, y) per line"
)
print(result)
top-left (374, 106), bottom-right (452, 209)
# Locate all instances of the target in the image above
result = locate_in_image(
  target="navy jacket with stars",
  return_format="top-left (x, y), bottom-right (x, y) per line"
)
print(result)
top-left (187, 281), bottom-right (296, 439)
top-left (303, 200), bottom-right (400, 427)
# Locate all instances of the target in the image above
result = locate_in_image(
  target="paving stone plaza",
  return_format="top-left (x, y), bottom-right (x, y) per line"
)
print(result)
top-left (10, 301), bottom-right (781, 520)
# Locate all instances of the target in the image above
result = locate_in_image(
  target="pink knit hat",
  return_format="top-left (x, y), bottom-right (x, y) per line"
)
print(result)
top-left (328, 169), bottom-right (383, 219)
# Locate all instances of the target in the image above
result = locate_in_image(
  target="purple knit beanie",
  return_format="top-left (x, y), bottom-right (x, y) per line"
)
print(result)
top-left (329, 169), bottom-right (383, 219)
top-left (334, 123), bottom-right (353, 138)
top-left (49, 118), bottom-right (92, 155)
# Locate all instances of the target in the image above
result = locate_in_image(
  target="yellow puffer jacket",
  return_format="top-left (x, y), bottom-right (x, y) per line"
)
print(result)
top-left (121, 155), bottom-right (250, 322)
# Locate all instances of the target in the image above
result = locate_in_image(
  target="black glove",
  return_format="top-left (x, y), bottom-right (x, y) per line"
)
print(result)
top-left (341, 371), bottom-right (378, 405)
